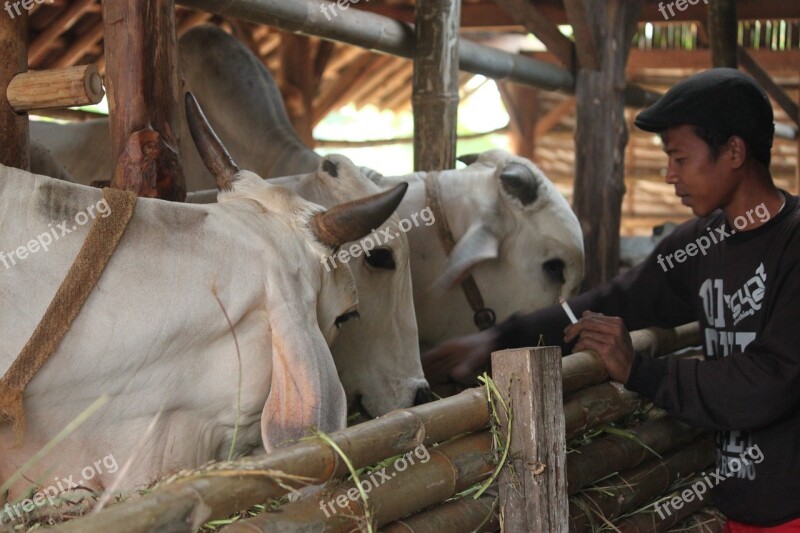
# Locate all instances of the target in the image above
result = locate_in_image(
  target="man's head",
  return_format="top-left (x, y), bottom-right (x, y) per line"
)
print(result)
top-left (635, 68), bottom-right (775, 217)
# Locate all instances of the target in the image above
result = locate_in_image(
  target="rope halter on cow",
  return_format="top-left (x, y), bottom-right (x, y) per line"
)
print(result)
top-left (424, 171), bottom-right (496, 331)
top-left (0, 188), bottom-right (137, 445)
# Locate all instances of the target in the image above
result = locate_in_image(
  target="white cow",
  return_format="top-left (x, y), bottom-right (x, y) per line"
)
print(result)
top-left (0, 94), bottom-right (405, 498)
top-left (372, 150), bottom-right (584, 347)
top-left (30, 25), bottom-right (584, 350)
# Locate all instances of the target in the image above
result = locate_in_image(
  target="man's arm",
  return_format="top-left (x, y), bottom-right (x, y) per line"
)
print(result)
top-left (627, 260), bottom-right (800, 431)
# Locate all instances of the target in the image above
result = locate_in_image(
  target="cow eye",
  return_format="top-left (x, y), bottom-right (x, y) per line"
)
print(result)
top-left (335, 310), bottom-right (360, 329)
top-left (543, 258), bottom-right (566, 284)
top-left (365, 247), bottom-right (396, 270)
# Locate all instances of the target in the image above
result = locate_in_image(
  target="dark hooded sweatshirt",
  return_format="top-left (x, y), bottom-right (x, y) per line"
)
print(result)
top-left (495, 190), bottom-right (800, 526)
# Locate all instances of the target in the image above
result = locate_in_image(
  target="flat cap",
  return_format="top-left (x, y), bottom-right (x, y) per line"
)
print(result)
top-left (635, 68), bottom-right (774, 147)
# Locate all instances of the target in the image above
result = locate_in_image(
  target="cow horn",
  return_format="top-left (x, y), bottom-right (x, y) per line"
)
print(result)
top-left (457, 153), bottom-right (480, 165)
top-left (500, 162), bottom-right (540, 206)
top-left (184, 92), bottom-right (240, 191)
top-left (311, 183), bottom-right (408, 248)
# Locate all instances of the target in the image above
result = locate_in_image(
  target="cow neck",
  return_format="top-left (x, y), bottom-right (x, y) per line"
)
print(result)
top-left (0, 188), bottom-right (137, 445)
top-left (424, 171), bottom-right (496, 331)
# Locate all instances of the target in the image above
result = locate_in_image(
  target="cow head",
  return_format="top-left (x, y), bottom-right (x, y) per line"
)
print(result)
top-left (400, 149), bottom-right (584, 345)
top-left (184, 93), bottom-right (407, 450)
top-left (272, 156), bottom-right (429, 418)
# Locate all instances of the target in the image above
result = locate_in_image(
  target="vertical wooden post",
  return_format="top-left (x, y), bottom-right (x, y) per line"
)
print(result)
top-left (498, 82), bottom-right (539, 160)
top-left (413, 0), bottom-right (461, 171)
top-left (491, 346), bottom-right (568, 531)
top-left (0, 10), bottom-right (29, 170)
top-left (103, 0), bottom-right (185, 201)
top-left (280, 33), bottom-right (316, 148)
top-left (572, 0), bottom-right (644, 288)
top-left (707, 0), bottom-right (738, 68)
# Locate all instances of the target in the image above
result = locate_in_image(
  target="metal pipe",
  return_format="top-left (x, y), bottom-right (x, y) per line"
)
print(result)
top-left (178, 0), bottom-right (648, 100)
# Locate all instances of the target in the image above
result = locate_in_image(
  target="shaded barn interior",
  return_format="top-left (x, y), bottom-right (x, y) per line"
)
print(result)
top-left (17, 0), bottom-right (800, 233)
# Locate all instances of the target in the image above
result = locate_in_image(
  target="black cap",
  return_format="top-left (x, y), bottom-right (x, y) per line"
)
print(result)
top-left (635, 68), bottom-right (774, 148)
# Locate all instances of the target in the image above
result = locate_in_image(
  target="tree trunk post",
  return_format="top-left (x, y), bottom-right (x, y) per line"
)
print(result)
top-left (103, 0), bottom-right (185, 201)
top-left (0, 9), bottom-right (29, 170)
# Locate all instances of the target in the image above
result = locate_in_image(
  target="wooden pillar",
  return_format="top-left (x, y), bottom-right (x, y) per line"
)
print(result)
top-left (280, 33), bottom-right (315, 147)
top-left (492, 346), bottom-right (568, 531)
top-left (573, 0), bottom-right (644, 289)
top-left (413, 0), bottom-right (461, 171)
top-left (0, 10), bottom-right (29, 170)
top-left (708, 0), bottom-right (738, 68)
top-left (498, 82), bottom-right (539, 161)
top-left (103, 0), bottom-right (185, 201)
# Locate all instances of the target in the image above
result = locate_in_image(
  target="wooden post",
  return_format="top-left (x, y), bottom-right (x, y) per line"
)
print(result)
top-left (707, 0), bottom-right (738, 68)
top-left (491, 346), bottom-right (568, 531)
top-left (498, 82), bottom-right (539, 160)
top-left (413, 0), bottom-right (461, 171)
top-left (103, 0), bottom-right (185, 201)
top-left (280, 33), bottom-right (315, 147)
top-left (572, 0), bottom-right (644, 288)
top-left (0, 9), bottom-right (29, 170)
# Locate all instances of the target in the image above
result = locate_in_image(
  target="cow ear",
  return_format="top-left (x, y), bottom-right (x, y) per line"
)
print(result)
top-left (457, 153), bottom-right (480, 166)
top-left (261, 308), bottom-right (346, 452)
top-left (435, 223), bottom-right (500, 289)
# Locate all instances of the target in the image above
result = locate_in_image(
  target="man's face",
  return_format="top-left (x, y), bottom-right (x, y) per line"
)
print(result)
top-left (661, 124), bottom-right (733, 217)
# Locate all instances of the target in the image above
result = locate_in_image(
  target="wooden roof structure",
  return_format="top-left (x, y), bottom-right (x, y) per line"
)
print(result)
top-left (19, 0), bottom-right (800, 235)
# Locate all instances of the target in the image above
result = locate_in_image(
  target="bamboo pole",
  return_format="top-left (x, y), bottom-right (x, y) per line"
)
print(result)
top-left (381, 491), bottom-right (499, 533)
top-left (412, 0), bottom-right (460, 171)
top-left (564, 381), bottom-right (643, 440)
top-left (492, 346), bottom-right (569, 531)
top-left (562, 322), bottom-right (700, 394)
top-left (51, 389), bottom-right (489, 533)
top-left (568, 437), bottom-right (715, 532)
top-left (0, 7), bottom-right (29, 170)
top-left (175, 0), bottom-right (660, 107)
top-left (221, 432), bottom-right (494, 532)
top-left (7, 65), bottom-right (104, 113)
top-left (567, 414), bottom-right (707, 494)
top-left (614, 475), bottom-right (710, 532)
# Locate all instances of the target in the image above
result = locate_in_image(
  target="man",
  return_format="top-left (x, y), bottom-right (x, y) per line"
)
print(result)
top-left (422, 68), bottom-right (800, 530)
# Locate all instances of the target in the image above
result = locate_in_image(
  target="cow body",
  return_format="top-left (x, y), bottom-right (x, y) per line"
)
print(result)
top-left (0, 166), bottom-right (357, 497)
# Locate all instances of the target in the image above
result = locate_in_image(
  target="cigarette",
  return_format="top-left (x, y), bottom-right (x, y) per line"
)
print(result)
top-left (559, 297), bottom-right (578, 324)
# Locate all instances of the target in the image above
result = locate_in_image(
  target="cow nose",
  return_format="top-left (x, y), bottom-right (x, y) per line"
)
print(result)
top-left (414, 386), bottom-right (432, 406)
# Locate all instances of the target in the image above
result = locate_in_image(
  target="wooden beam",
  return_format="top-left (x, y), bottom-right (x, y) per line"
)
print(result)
top-left (534, 97), bottom-right (575, 139)
top-left (563, 0), bottom-right (600, 70)
top-left (313, 40), bottom-right (336, 86)
top-left (413, 0), bottom-right (461, 171)
top-left (494, 0), bottom-right (574, 69)
top-left (280, 33), bottom-right (315, 146)
top-left (0, 9), bottom-right (28, 170)
top-left (625, 49), bottom-right (800, 73)
top-left (739, 46), bottom-right (800, 127)
top-left (375, 61), bottom-right (413, 103)
top-left (52, 20), bottom-right (104, 68)
top-left (177, 8), bottom-right (211, 36)
top-left (29, 0), bottom-right (95, 67)
top-left (312, 52), bottom-right (378, 125)
top-left (492, 346), bottom-right (568, 531)
top-left (103, 0), bottom-right (185, 201)
top-left (359, 58), bottom-right (408, 107)
top-left (347, 55), bottom-right (399, 108)
top-left (573, 0), bottom-right (644, 288)
top-left (708, 0), bottom-right (738, 68)
top-left (498, 81), bottom-right (540, 160)
top-left (7, 64), bottom-right (104, 112)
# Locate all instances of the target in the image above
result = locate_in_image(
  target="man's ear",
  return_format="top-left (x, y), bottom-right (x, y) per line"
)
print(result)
top-left (727, 136), bottom-right (747, 170)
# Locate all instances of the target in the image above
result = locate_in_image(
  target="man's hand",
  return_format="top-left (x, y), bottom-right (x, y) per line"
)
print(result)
top-left (564, 311), bottom-right (635, 383)
top-left (421, 329), bottom-right (501, 385)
